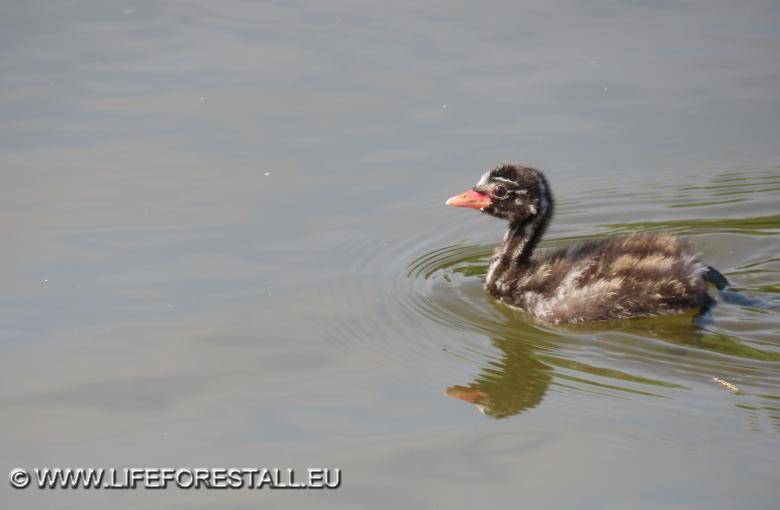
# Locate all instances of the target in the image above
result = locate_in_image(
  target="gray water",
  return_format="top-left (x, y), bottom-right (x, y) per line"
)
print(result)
top-left (2, 1), bottom-right (780, 508)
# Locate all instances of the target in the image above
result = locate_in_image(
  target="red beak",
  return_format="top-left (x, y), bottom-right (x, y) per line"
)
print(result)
top-left (445, 189), bottom-right (492, 209)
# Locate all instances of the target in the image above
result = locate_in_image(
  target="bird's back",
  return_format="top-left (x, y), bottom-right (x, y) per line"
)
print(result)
top-left (496, 232), bottom-right (710, 322)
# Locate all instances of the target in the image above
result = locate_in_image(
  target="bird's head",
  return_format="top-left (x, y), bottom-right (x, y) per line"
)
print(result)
top-left (446, 164), bottom-right (553, 224)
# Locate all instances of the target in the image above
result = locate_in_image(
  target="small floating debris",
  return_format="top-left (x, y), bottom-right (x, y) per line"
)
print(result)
top-left (264, 172), bottom-right (270, 177)
top-left (712, 377), bottom-right (740, 393)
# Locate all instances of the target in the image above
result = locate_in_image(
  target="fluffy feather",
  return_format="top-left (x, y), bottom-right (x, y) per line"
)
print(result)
top-left (450, 164), bottom-right (724, 323)
top-left (490, 232), bottom-right (709, 323)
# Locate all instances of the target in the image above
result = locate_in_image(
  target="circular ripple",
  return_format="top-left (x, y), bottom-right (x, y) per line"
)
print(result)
top-left (318, 171), bottom-right (780, 419)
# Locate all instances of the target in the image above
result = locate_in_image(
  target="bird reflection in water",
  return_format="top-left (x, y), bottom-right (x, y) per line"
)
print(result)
top-left (446, 334), bottom-right (552, 419)
top-left (444, 300), bottom-right (780, 420)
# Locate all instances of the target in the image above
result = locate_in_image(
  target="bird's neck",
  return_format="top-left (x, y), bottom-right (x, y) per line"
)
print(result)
top-left (500, 219), bottom-right (544, 266)
top-left (485, 215), bottom-right (550, 295)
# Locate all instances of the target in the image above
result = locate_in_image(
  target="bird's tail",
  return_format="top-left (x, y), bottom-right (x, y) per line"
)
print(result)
top-left (705, 265), bottom-right (780, 309)
top-left (704, 265), bottom-right (729, 290)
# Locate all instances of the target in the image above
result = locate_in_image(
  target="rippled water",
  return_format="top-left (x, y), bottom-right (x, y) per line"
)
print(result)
top-left (327, 169), bottom-right (780, 425)
top-left (3, 1), bottom-right (780, 508)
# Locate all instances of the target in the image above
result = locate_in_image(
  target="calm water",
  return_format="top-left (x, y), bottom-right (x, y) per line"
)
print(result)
top-left (2, 1), bottom-right (780, 508)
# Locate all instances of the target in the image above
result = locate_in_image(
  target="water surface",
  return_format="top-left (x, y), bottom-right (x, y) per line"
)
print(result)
top-left (2, 1), bottom-right (780, 508)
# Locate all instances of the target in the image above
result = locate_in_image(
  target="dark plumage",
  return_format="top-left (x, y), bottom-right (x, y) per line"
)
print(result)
top-left (446, 164), bottom-right (727, 323)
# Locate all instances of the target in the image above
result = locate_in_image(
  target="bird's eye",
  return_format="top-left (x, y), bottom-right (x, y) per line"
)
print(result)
top-left (492, 184), bottom-right (508, 198)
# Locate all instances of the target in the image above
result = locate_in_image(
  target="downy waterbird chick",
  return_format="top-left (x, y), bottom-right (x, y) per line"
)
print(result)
top-left (446, 164), bottom-right (728, 323)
